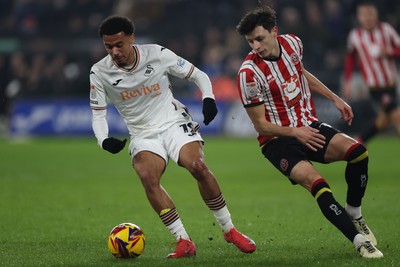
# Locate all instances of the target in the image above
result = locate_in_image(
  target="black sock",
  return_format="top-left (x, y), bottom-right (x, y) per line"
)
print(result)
top-left (311, 178), bottom-right (359, 242)
top-left (344, 144), bottom-right (368, 207)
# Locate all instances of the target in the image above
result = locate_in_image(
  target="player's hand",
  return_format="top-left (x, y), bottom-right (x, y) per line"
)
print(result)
top-left (334, 97), bottom-right (354, 126)
top-left (293, 126), bottom-right (325, 152)
top-left (202, 98), bottom-right (218, 125)
top-left (102, 137), bottom-right (127, 154)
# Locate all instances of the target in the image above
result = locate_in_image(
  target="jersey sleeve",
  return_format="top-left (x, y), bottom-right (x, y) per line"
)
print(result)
top-left (158, 45), bottom-right (214, 99)
top-left (385, 23), bottom-right (400, 57)
top-left (89, 66), bottom-right (107, 110)
top-left (159, 46), bottom-right (195, 79)
top-left (346, 30), bottom-right (356, 53)
top-left (291, 34), bottom-right (304, 61)
top-left (237, 64), bottom-right (265, 107)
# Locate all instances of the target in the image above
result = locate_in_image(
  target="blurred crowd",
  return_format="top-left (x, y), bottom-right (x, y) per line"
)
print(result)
top-left (0, 0), bottom-right (399, 116)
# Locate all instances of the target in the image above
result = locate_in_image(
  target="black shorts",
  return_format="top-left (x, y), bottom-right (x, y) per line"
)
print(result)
top-left (261, 121), bottom-right (340, 184)
top-left (369, 87), bottom-right (398, 113)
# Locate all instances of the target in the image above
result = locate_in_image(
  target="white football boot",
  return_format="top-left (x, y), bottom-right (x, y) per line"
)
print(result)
top-left (352, 217), bottom-right (377, 246)
top-left (356, 240), bottom-right (383, 258)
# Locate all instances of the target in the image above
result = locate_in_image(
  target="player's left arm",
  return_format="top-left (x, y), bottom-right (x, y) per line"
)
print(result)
top-left (187, 67), bottom-right (218, 125)
top-left (302, 65), bottom-right (353, 126)
top-left (161, 46), bottom-right (218, 125)
top-left (384, 23), bottom-right (400, 57)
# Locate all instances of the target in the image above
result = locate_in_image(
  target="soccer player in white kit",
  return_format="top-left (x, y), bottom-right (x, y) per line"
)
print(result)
top-left (90, 15), bottom-right (256, 258)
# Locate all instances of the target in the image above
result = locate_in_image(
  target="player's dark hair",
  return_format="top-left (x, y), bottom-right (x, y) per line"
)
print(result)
top-left (99, 15), bottom-right (135, 37)
top-left (358, 1), bottom-right (376, 8)
top-left (236, 6), bottom-right (277, 35)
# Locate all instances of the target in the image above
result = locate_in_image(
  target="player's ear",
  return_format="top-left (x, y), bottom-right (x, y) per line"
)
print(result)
top-left (272, 26), bottom-right (278, 37)
top-left (130, 33), bottom-right (135, 44)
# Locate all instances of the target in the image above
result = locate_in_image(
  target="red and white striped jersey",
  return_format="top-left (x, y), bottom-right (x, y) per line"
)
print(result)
top-left (237, 34), bottom-right (318, 145)
top-left (345, 22), bottom-right (400, 88)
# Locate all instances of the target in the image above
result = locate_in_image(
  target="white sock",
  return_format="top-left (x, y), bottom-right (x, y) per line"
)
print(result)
top-left (353, 233), bottom-right (367, 248)
top-left (212, 206), bottom-right (234, 233)
top-left (167, 218), bottom-right (190, 241)
top-left (345, 203), bottom-right (362, 219)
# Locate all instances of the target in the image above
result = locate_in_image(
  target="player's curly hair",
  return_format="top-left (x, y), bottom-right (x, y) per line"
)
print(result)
top-left (236, 6), bottom-right (277, 35)
top-left (98, 15), bottom-right (135, 37)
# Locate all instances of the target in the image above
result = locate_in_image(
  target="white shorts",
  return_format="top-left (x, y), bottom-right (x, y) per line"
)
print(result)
top-left (128, 121), bottom-right (203, 164)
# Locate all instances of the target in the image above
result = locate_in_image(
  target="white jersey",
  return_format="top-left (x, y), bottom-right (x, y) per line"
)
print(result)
top-left (90, 44), bottom-right (209, 138)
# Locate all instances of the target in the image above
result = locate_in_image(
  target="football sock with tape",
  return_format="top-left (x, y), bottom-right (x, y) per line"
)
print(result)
top-left (344, 143), bottom-right (368, 207)
top-left (311, 178), bottom-right (359, 242)
top-left (160, 208), bottom-right (190, 241)
top-left (345, 203), bottom-right (362, 219)
top-left (204, 193), bottom-right (234, 233)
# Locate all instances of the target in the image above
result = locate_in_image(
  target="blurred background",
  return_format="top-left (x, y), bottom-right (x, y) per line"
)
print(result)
top-left (0, 0), bottom-right (399, 137)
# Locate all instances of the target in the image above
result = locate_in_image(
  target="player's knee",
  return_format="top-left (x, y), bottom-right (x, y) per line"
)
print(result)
top-left (136, 169), bottom-right (160, 191)
top-left (345, 143), bottom-right (368, 164)
top-left (191, 159), bottom-right (209, 178)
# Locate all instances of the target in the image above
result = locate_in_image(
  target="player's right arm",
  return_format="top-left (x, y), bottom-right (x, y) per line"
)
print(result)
top-left (238, 66), bottom-right (324, 151)
top-left (245, 104), bottom-right (325, 151)
top-left (90, 68), bottom-right (126, 154)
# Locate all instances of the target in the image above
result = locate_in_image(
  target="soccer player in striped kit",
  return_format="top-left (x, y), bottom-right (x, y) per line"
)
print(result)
top-left (343, 2), bottom-right (400, 143)
top-left (236, 6), bottom-right (383, 258)
top-left (90, 15), bottom-right (256, 258)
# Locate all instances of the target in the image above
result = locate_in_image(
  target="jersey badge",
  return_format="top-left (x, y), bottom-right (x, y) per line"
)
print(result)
top-left (90, 84), bottom-right (96, 99)
top-left (144, 64), bottom-right (155, 76)
top-left (280, 158), bottom-right (289, 172)
top-left (290, 53), bottom-right (300, 65)
top-left (177, 57), bottom-right (186, 68)
top-left (245, 82), bottom-right (259, 99)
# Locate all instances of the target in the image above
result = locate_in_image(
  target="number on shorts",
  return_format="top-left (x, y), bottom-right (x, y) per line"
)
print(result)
top-left (179, 122), bottom-right (197, 136)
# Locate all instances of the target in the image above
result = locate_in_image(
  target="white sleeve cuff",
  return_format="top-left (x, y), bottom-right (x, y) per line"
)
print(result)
top-left (187, 66), bottom-right (215, 100)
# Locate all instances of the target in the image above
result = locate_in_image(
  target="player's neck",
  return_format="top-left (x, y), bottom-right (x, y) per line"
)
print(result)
top-left (126, 46), bottom-right (135, 65)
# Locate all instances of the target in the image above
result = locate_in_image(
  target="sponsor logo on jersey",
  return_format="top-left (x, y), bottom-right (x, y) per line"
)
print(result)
top-left (144, 65), bottom-right (155, 76)
top-left (112, 79), bottom-right (123, 86)
top-left (120, 83), bottom-right (161, 100)
top-left (266, 74), bottom-right (276, 84)
top-left (282, 75), bottom-right (301, 108)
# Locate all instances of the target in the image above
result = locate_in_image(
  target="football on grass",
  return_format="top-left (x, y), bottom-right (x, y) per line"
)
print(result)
top-left (107, 223), bottom-right (145, 258)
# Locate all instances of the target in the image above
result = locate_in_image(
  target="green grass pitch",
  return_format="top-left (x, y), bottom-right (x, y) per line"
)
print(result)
top-left (0, 136), bottom-right (398, 267)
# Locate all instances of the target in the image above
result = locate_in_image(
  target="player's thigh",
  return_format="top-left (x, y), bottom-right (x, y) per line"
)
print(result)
top-left (389, 107), bottom-right (400, 128)
top-left (177, 141), bottom-right (204, 169)
top-left (132, 151), bottom-right (166, 185)
top-left (164, 121), bottom-right (204, 164)
top-left (324, 132), bottom-right (357, 163)
top-left (376, 109), bottom-right (390, 129)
